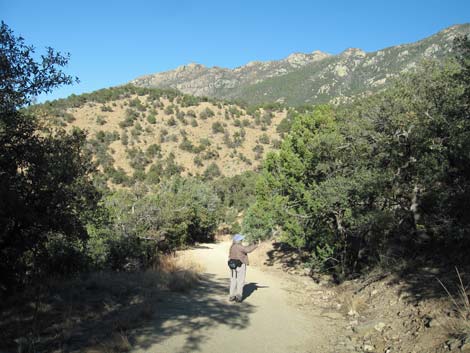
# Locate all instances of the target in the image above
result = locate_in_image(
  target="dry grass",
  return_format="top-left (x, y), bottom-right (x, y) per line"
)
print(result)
top-left (85, 331), bottom-right (132, 353)
top-left (248, 240), bottom-right (273, 267)
top-left (159, 254), bottom-right (204, 292)
top-left (335, 289), bottom-right (368, 317)
top-left (1, 253), bottom-right (204, 352)
top-left (437, 268), bottom-right (470, 339)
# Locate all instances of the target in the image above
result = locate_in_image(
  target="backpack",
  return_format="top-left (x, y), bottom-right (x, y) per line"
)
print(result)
top-left (228, 259), bottom-right (243, 270)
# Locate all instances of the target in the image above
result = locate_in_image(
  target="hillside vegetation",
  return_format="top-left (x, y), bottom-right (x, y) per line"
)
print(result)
top-left (31, 85), bottom-right (291, 186)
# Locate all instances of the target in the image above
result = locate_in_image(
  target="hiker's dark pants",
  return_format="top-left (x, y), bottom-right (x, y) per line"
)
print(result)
top-left (229, 263), bottom-right (246, 299)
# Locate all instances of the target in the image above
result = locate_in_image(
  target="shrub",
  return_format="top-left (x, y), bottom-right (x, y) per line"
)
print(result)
top-left (147, 113), bottom-right (157, 124)
top-left (262, 111), bottom-right (273, 125)
top-left (194, 156), bottom-right (203, 167)
top-left (96, 115), bottom-right (107, 125)
top-left (203, 162), bottom-right (221, 180)
top-left (253, 144), bottom-right (264, 160)
top-left (159, 129), bottom-right (168, 143)
top-left (129, 98), bottom-right (146, 111)
top-left (277, 109), bottom-right (296, 135)
top-left (228, 106), bottom-right (242, 117)
top-left (146, 144), bottom-right (161, 158)
top-left (179, 95), bottom-right (200, 107)
top-left (176, 110), bottom-right (185, 121)
top-left (119, 109), bottom-right (139, 128)
top-left (127, 147), bottom-right (150, 171)
top-left (202, 148), bottom-right (219, 160)
top-left (212, 121), bottom-right (225, 134)
top-left (121, 131), bottom-right (129, 146)
top-left (271, 138), bottom-right (282, 149)
top-left (101, 105), bottom-right (113, 112)
top-left (164, 104), bottom-right (175, 115)
top-left (232, 129), bottom-right (245, 147)
top-left (107, 167), bottom-right (129, 185)
top-left (186, 109), bottom-right (197, 118)
top-left (167, 116), bottom-right (177, 126)
top-left (258, 133), bottom-right (270, 144)
top-left (200, 107), bottom-right (215, 119)
top-left (239, 153), bottom-right (251, 165)
top-left (179, 137), bottom-right (196, 152)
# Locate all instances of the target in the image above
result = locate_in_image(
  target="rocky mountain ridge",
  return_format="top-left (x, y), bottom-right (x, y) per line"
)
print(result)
top-left (131, 24), bottom-right (470, 106)
top-left (132, 50), bottom-right (331, 99)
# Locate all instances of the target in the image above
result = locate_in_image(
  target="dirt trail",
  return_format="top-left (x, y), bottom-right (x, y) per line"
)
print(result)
top-left (132, 241), bottom-right (343, 353)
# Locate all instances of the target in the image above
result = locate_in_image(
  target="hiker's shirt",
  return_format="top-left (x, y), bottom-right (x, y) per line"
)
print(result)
top-left (229, 243), bottom-right (257, 265)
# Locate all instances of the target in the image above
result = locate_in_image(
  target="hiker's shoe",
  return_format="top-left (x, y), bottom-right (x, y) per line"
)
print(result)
top-left (229, 296), bottom-right (236, 302)
top-left (235, 297), bottom-right (242, 303)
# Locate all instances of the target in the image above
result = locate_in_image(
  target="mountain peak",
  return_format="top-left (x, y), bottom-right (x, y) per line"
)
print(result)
top-left (340, 48), bottom-right (366, 58)
top-left (284, 52), bottom-right (310, 65)
top-left (131, 23), bottom-right (470, 106)
top-left (282, 50), bottom-right (331, 67)
top-left (175, 62), bottom-right (206, 72)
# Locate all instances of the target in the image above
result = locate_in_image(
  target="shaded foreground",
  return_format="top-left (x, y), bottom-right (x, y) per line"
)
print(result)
top-left (131, 241), bottom-right (339, 353)
top-left (1, 242), bottom-right (340, 353)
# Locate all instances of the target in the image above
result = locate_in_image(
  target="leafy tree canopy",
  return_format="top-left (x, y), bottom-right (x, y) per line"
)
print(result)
top-left (0, 22), bottom-right (99, 294)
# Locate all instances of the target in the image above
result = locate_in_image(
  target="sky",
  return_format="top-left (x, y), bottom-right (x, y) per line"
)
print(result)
top-left (2, 0), bottom-right (470, 102)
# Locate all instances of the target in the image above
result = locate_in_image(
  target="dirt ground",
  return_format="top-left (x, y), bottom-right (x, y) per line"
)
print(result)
top-left (130, 241), bottom-right (343, 353)
top-left (248, 239), bottom-right (470, 353)
top-left (3, 239), bottom-right (467, 353)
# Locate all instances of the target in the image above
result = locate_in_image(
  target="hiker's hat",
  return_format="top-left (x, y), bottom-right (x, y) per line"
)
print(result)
top-left (233, 233), bottom-right (245, 242)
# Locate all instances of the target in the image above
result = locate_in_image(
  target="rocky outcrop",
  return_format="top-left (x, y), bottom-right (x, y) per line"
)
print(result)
top-left (131, 23), bottom-right (470, 106)
top-left (131, 50), bottom-right (332, 98)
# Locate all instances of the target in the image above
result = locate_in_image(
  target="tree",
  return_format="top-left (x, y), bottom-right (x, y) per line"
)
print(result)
top-left (0, 22), bottom-right (76, 111)
top-left (244, 36), bottom-right (470, 276)
top-left (0, 22), bottom-right (99, 294)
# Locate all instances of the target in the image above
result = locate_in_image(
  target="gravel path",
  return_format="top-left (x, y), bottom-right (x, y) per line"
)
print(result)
top-left (132, 241), bottom-right (339, 353)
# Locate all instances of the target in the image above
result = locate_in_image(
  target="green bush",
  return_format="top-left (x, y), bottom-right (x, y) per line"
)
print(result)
top-left (147, 113), bottom-right (157, 124)
top-left (253, 144), bottom-right (264, 160)
top-left (194, 156), bottom-right (203, 167)
top-left (258, 133), bottom-right (270, 144)
top-left (146, 144), bottom-right (161, 158)
top-left (200, 107), bottom-right (215, 119)
top-left (203, 162), bottom-right (222, 180)
top-left (129, 98), bottom-right (146, 112)
top-left (179, 137), bottom-right (196, 152)
top-left (212, 121), bottom-right (225, 134)
top-left (103, 178), bottom-right (221, 250)
top-left (96, 115), bottom-right (107, 125)
top-left (101, 105), bottom-right (113, 112)
top-left (164, 104), bottom-right (175, 115)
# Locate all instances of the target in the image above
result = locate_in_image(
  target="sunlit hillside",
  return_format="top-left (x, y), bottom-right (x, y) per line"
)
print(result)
top-left (32, 85), bottom-right (292, 185)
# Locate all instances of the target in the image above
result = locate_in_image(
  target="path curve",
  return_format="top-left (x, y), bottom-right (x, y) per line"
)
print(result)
top-left (133, 241), bottom-right (339, 353)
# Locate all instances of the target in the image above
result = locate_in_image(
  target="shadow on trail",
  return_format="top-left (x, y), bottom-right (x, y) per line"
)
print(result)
top-left (0, 271), bottom-right (255, 353)
top-left (242, 282), bottom-right (269, 302)
top-left (133, 273), bottom-right (256, 353)
top-left (264, 242), bottom-right (307, 269)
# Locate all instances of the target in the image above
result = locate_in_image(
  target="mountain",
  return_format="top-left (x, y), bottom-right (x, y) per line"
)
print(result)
top-left (131, 24), bottom-right (470, 106)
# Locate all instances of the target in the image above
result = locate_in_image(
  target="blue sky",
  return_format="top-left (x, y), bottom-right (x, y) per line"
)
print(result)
top-left (2, 0), bottom-right (470, 102)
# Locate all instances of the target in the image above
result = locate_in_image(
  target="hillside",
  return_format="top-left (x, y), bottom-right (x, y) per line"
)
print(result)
top-left (131, 23), bottom-right (470, 106)
top-left (33, 86), bottom-right (290, 185)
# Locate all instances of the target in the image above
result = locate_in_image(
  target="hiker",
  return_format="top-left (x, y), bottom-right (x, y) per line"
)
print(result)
top-left (228, 233), bottom-right (258, 302)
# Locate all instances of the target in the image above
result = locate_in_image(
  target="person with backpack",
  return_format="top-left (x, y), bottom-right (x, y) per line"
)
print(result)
top-left (228, 233), bottom-right (258, 303)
